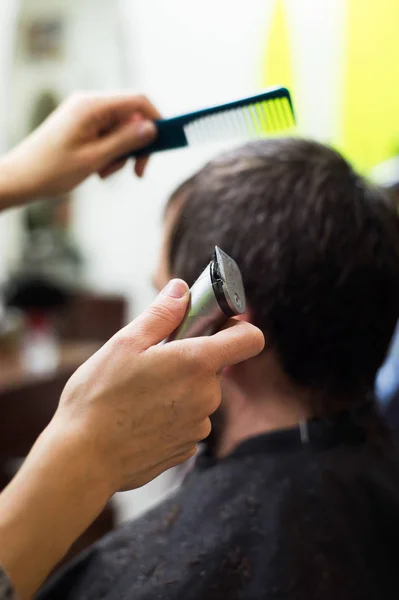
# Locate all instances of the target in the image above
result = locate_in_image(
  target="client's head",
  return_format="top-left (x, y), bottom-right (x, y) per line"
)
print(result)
top-left (154, 138), bottom-right (399, 455)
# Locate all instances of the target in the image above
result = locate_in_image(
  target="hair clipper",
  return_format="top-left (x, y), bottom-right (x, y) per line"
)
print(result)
top-left (164, 246), bottom-right (246, 342)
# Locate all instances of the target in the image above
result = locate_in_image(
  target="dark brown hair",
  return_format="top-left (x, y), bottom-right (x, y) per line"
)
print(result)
top-left (168, 138), bottom-right (399, 400)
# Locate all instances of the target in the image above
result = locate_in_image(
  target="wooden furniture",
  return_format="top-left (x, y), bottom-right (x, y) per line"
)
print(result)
top-left (57, 293), bottom-right (127, 342)
top-left (0, 342), bottom-right (99, 464)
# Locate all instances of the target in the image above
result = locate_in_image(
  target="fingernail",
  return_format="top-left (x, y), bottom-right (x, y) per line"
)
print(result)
top-left (135, 120), bottom-right (157, 141)
top-left (161, 279), bottom-right (188, 299)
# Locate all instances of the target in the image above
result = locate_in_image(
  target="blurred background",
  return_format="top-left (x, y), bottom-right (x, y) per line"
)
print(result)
top-left (0, 0), bottom-right (398, 560)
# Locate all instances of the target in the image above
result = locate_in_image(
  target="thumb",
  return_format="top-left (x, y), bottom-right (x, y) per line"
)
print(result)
top-left (125, 279), bottom-right (190, 351)
top-left (98, 119), bottom-right (157, 163)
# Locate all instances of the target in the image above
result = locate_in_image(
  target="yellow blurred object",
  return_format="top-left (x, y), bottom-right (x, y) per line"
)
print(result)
top-left (337, 0), bottom-right (399, 173)
top-left (262, 0), bottom-right (293, 93)
top-left (260, 0), bottom-right (399, 175)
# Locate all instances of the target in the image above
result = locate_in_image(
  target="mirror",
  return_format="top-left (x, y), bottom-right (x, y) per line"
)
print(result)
top-left (7, 0), bottom-right (127, 290)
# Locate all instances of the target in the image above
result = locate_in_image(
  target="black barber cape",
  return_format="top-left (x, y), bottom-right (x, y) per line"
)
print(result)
top-left (38, 403), bottom-right (399, 600)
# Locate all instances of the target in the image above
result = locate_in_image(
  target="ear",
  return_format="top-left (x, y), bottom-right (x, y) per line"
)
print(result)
top-left (233, 307), bottom-right (269, 356)
top-left (221, 307), bottom-right (256, 378)
top-left (233, 306), bottom-right (253, 325)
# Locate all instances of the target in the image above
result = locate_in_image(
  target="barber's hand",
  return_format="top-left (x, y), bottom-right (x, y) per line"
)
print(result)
top-left (51, 279), bottom-right (264, 492)
top-left (0, 92), bottom-right (159, 206)
top-left (0, 280), bottom-right (263, 599)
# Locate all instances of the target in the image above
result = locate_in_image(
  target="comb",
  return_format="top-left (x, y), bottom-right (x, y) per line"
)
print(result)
top-left (127, 86), bottom-right (295, 158)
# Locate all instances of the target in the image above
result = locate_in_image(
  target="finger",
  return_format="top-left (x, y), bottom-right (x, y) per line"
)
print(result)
top-left (126, 445), bottom-right (197, 490)
top-left (131, 113), bottom-right (150, 178)
top-left (130, 112), bottom-right (146, 123)
top-left (130, 114), bottom-right (150, 177)
top-left (122, 279), bottom-right (190, 350)
top-left (95, 93), bottom-right (162, 122)
top-left (98, 159), bottom-right (127, 179)
top-left (195, 320), bottom-right (265, 371)
top-left (97, 119), bottom-right (157, 165)
top-left (134, 156), bottom-right (149, 178)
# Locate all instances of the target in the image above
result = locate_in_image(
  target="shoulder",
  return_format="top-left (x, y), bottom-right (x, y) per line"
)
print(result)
top-left (36, 494), bottom-right (180, 600)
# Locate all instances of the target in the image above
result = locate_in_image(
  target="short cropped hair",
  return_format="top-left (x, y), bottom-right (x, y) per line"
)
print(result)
top-left (167, 139), bottom-right (399, 401)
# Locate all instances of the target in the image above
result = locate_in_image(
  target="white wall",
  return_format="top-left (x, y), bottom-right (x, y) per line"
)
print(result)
top-left (9, 0), bottom-right (125, 145)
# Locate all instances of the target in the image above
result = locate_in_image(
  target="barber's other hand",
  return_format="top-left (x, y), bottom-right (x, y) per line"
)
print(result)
top-left (0, 92), bottom-right (158, 203)
top-left (50, 279), bottom-right (264, 493)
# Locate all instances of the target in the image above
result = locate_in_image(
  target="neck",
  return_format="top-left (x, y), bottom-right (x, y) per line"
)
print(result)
top-left (216, 354), bottom-right (313, 459)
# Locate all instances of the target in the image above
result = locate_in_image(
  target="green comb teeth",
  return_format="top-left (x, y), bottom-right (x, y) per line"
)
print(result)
top-left (126, 86), bottom-right (295, 159)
